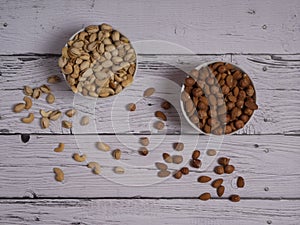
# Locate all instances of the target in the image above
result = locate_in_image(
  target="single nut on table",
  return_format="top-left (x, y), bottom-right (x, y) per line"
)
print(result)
top-left (23, 86), bottom-right (33, 96)
top-left (87, 162), bottom-right (101, 175)
top-left (139, 137), bottom-right (149, 146)
top-left (180, 167), bottom-right (189, 175)
top-left (41, 117), bottom-right (50, 129)
top-left (23, 96), bottom-right (32, 110)
top-left (62, 120), bottom-right (72, 129)
top-left (139, 147), bottom-right (149, 156)
top-left (212, 178), bottom-right (223, 188)
top-left (59, 23), bottom-right (136, 98)
top-left (190, 159), bottom-right (202, 168)
top-left (162, 152), bottom-right (173, 163)
top-left (21, 113), bottom-right (34, 123)
top-left (32, 88), bottom-right (41, 99)
top-left (155, 162), bottom-right (168, 171)
top-left (206, 149), bottom-right (217, 156)
top-left (155, 111), bottom-right (167, 121)
top-left (72, 153), bottom-right (87, 162)
top-left (47, 75), bottom-right (61, 84)
top-left (54, 143), bottom-right (65, 152)
top-left (173, 170), bottom-right (183, 179)
top-left (65, 109), bottom-right (77, 117)
top-left (237, 176), bottom-right (245, 188)
top-left (197, 176), bottom-right (211, 183)
top-left (53, 167), bottom-right (64, 182)
top-left (214, 166), bottom-right (225, 175)
top-left (173, 142), bottom-right (184, 151)
top-left (218, 157), bottom-right (230, 166)
top-left (112, 149), bottom-right (121, 160)
top-left (13, 103), bottom-right (26, 113)
top-left (114, 166), bottom-right (125, 174)
top-left (96, 141), bottom-right (110, 152)
top-left (224, 165), bottom-right (235, 174)
top-left (217, 185), bottom-right (225, 197)
top-left (192, 150), bottom-right (201, 159)
top-left (143, 87), bottom-right (155, 97)
top-left (229, 194), bottom-right (241, 202)
top-left (157, 170), bottom-right (171, 178)
top-left (80, 116), bottom-right (90, 126)
top-left (199, 192), bottom-right (211, 201)
top-left (161, 101), bottom-right (171, 110)
top-left (46, 93), bottom-right (55, 104)
top-left (127, 103), bottom-right (136, 111)
top-left (154, 121), bottom-right (165, 130)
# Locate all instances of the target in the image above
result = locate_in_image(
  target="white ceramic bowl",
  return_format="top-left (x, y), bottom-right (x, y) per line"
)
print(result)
top-left (60, 24), bottom-right (138, 99)
top-left (180, 61), bottom-right (257, 135)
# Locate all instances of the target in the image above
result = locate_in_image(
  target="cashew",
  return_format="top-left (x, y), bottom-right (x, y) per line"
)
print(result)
top-left (23, 96), bottom-right (32, 110)
top-left (46, 93), bottom-right (55, 104)
top-left (53, 167), bottom-right (64, 182)
top-left (49, 110), bottom-right (61, 121)
top-left (87, 162), bottom-right (101, 174)
top-left (96, 142), bottom-right (110, 152)
top-left (62, 120), bottom-right (72, 128)
top-left (13, 103), bottom-right (25, 113)
top-left (21, 113), bottom-right (34, 123)
top-left (54, 143), bottom-right (65, 152)
top-left (40, 84), bottom-right (51, 94)
top-left (40, 109), bottom-right (53, 118)
top-left (73, 153), bottom-right (87, 162)
top-left (65, 109), bottom-right (77, 117)
top-left (41, 117), bottom-right (50, 129)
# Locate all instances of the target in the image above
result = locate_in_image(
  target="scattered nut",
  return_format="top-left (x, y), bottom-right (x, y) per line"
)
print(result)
top-left (49, 110), bottom-right (62, 121)
top-left (157, 170), bottom-right (171, 178)
top-left (41, 117), bottom-right (50, 129)
top-left (23, 86), bottom-right (33, 96)
top-left (65, 109), bottom-right (77, 117)
top-left (155, 111), bottom-right (167, 121)
top-left (162, 153), bottom-right (173, 163)
top-left (172, 155), bottom-right (183, 164)
top-left (161, 101), bottom-right (171, 110)
top-left (32, 88), bottom-right (41, 99)
top-left (180, 167), bottom-right (189, 175)
top-left (40, 84), bottom-right (51, 94)
top-left (62, 120), bottom-right (72, 129)
top-left (40, 109), bottom-right (52, 118)
top-left (155, 162), bottom-right (168, 171)
top-left (73, 153), bottom-right (87, 162)
top-left (212, 178), bottom-right (223, 188)
top-left (128, 103), bottom-right (136, 111)
top-left (224, 165), bottom-right (235, 174)
top-left (87, 162), bottom-right (101, 174)
top-left (173, 142), bottom-right (184, 151)
top-left (47, 75), bottom-right (61, 84)
top-left (139, 147), bottom-right (149, 156)
top-left (112, 149), bottom-right (121, 160)
top-left (46, 93), bottom-right (55, 104)
top-left (143, 87), bottom-right (155, 97)
top-left (13, 103), bottom-right (25, 113)
top-left (237, 176), bottom-right (245, 188)
top-left (96, 142), bottom-right (110, 151)
top-left (173, 170), bottom-right (183, 179)
top-left (154, 121), bottom-right (165, 130)
top-left (217, 185), bottom-right (225, 197)
top-left (80, 116), bottom-right (90, 126)
top-left (229, 194), bottom-right (240, 202)
top-left (23, 96), bottom-right (32, 110)
top-left (190, 159), bottom-right (202, 168)
top-left (140, 137), bottom-right (149, 146)
top-left (21, 113), bottom-right (34, 123)
top-left (206, 149), bottom-right (217, 156)
top-left (199, 193), bottom-right (211, 201)
top-left (114, 166), bottom-right (125, 174)
top-left (197, 176), bottom-right (211, 183)
top-left (54, 143), bottom-right (65, 152)
top-left (214, 166), bottom-right (224, 174)
top-left (218, 157), bottom-right (230, 166)
top-left (192, 150), bottom-right (201, 159)
top-left (53, 167), bottom-right (64, 182)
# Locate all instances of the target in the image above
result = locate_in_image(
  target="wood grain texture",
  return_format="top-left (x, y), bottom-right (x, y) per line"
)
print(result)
top-left (0, 55), bottom-right (299, 135)
top-left (0, 134), bottom-right (299, 198)
top-left (0, 199), bottom-right (299, 225)
top-left (0, 0), bottom-right (299, 54)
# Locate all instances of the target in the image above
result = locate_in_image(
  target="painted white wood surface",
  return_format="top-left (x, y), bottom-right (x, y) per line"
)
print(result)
top-left (0, 199), bottom-right (299, 225)
top-left (0, 134), bottom-right (299, 198)
top-left (1, 54), bottom-right (299, 135)
top-left (0, 0), bottom-right (299, 54)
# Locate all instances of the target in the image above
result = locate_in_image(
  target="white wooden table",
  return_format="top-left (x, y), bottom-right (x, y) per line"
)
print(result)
top-left (0, 0), bottom-right (299, 224)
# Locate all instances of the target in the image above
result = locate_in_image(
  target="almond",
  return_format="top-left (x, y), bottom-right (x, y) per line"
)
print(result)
top-left (217, 185), bottom-right (225, 197)
top-left (224, 165), bottom-right (235, 174)
top-left (212, 178), bottom-right (223, 188)
top-left (229, 194), bottom-right (240, 202)
top-left (199, 193), bottom-right (211, 201)
top-left (155, 111), bottom-right (167, 121)
top-left (214, 166), bottom-right (224, 175)
top-left (218, 157), bottom-right (230, 166)
top-left (197, 176), bottom-right (211, 183)
top-left (237, 176), bottom-right (245, 188)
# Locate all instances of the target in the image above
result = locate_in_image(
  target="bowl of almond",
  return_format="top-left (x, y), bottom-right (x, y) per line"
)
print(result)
top-left (58, 23), bottom-right (137, 98)
top-left (180, 61), bottom-right (258, 135)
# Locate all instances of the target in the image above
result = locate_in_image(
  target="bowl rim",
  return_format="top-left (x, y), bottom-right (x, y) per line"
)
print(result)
top-left (61, 24), bottom-right (138, 99)
top-left (180, 60), bottom-right (257, 135)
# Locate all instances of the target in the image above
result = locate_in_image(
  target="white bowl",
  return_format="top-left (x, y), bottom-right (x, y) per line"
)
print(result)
top-left (180, 61), bottom-right (257, 135)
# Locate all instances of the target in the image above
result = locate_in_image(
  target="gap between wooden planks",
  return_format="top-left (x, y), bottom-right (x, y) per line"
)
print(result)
top-left (0, 134), bottom-right (299, 199)
top-left (0, 54), bottom-right (299, 135)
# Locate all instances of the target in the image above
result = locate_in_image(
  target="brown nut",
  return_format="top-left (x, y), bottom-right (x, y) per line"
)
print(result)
top-left (199, 193), bottom-right (211, 201)
top-left (161, 101), bottom-right (171, 110)
top-left (224, 165), bottom-right (235, 174)
top-left (155, 111), bottom-right (167, 121)
top-left (214, 166), bottom-right (224, 175)
top-left (162, 153), bottom-right (173, 163)
top-left (192, 150), bottom-right (201, 159)
top-left (173, 170), bottom-right (182, 179)
top-left (128, 103), bottom-right (136, 111)
top-left (212, 178), bottom-right (223, 188)
top-left (237, 176), bottom-right (245, 188)
top-left (190, 159), bottom-right (201, 168)
top-left (229, 194), bottom-right (240, 202)
top-left (197, 176), bottom-right (211, 183)
top-left (139, 147), bottom-right (149, 156)
top-left (217, 185), bottom-right (225, 197)
top-left (173, 142), bottom-right (184, 151)
top-left (112, 149), bottom-right (121, 160)
top-left (180, 167), bottom-right (189, 175)
top-left (218, 157), bottom-right (230, 166)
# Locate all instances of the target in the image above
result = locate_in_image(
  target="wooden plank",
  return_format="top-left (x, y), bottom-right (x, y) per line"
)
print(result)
top-left (0, 55), bottom-right (299, 134)
top-left (0, 0), bottom-right (299, 54)
top-left (0, 199), bottom-right (299, 225)
top-left (0, 134), bottom-right (299, 198)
